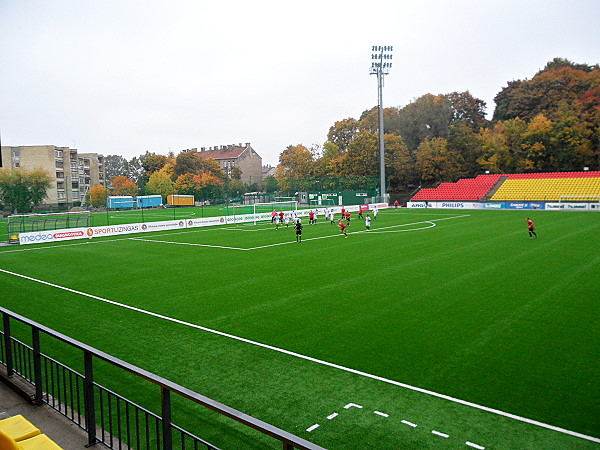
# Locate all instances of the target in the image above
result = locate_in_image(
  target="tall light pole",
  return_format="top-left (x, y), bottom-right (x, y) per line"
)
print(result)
top-left (370, 45), bottom-right (393, 203)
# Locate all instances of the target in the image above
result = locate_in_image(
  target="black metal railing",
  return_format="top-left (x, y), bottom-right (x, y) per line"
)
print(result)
top-left (0, 307), bottom-right (323, 450)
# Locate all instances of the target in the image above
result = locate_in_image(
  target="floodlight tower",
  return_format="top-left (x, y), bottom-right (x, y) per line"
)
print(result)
top-left (370, 45), bottom-right (393, 203)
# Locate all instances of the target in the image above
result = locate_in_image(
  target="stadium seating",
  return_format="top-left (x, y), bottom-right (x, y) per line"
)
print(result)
top-left (490, 172), bottom-right (600, 202)
top-left (0, 418), bottom-right (62, 450)
top-left (411, 171), bottom-right (600, 202)
top-left (411, 174), bottom-right (503, 201)
top-left (0, 415), bottom-right (41, 441)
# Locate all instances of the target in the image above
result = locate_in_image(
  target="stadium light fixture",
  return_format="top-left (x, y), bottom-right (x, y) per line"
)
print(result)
top-left (370, 45), bottom-right (393, 203)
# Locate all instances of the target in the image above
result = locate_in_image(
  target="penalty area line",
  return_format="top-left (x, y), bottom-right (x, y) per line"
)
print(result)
top-left (0, 268), bottom-right (597, 444)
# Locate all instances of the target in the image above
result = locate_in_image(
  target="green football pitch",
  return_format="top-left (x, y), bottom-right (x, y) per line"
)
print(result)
top-left (0, 209), bottom-right (599, 449)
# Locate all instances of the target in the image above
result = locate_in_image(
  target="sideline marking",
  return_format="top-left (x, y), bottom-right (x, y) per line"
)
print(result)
top-left (0, 267), bottom-right (598, 444)
top-left (306, 424), bottom-right (319, 432)
top-left (128, 237), bottom-right (247, 251)
top-left (374, 411), bottom-right (389, 418)
top-left (466, 442), bottom-right (485, 449)
top-left (402, 420), bottom-right (418, 428)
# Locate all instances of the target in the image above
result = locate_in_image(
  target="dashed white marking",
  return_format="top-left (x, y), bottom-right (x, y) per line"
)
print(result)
top-left (306, 424), bottom-right (320, 432)
top-left (344, 403), bottom-right (363, 409)
top-left (432, 430), bottom-right (449, 438)
top-left (327, 413), bottom-right (338, 420)
top-left (402, 420), bottom-right (418, 428)
top-left (466, 442), bottom-right (485, 449)
top-left (374, 411), bottom-right (389, 417)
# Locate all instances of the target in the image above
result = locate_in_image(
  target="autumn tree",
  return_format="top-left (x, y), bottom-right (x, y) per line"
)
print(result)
top-left (110, 176), bottom-right (138, 196)
top-left (174, 172), bottom-right (223, 201)
top-left (0, 168), bottom-right (52, 213)
top-left (146, 165), bottom-right (175, 198)
top-left (416, 137), bottom-right (465, 183)
top-left (88, 184), bottom-right (110, 207)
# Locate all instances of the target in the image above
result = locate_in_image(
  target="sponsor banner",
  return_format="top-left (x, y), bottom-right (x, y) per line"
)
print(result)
top-left (503, 202), bottom-right (543, 210)
top-left (225, 212), bottom-right (273, 224)
top-left (546, 202), bottom-right (589, 210)
top-left (359, 204), bottom-right (369, 211)
top-left (407, 201), bottom-right (428, 208)
top-left (86, 223), bottom-right (143, 238)
top-left (140, 220), bottom-right (187, 232)
top-left (484, 203), bottom-right (503, 209)
top-left (502, 202), bottom-right (531, 209)
top-left (19, 228), bottom-right (88, 245)
top-left (437, 202), bottom-right (484, 209)
top-left (187, 216), bottom-right (227, 228)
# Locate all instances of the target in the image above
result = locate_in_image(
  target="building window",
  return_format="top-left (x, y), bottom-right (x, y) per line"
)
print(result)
top-left (56, 160), bottom-right (64, 168)
top-left (57, 191), bottom-right (65, 200)
top-left (55, 150), bottom-right (63, 158)
top-left (56, 171), bottom-right (64, 179)
top-left (70, 161), bottom-right (77, 169)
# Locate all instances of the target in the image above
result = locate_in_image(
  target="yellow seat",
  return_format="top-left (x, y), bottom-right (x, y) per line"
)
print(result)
top-left (0, 416), bottom-right (40, 441)
top-left (0, 430), bottom-right (62, 450)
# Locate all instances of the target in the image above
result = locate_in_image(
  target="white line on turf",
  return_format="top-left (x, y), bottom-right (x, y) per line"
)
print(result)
top-left (344, 403), bottom-right (363, 409)
top-left (432, 430), bottom-right (449, 438)
top-left (0, 266), bottom-right (598, 444)
top-left (127, 237), bottom-right (247, 251)
top-left (327, 413), bottom-right (338, 420)
top-left (374, 411), bottom-right (389, 417)
top-left (306, 424), bottom-right (320, 432)
top-left (402, 420), bottom-right (418, 428)
top-left (466, 441), bottom-right (485, 449)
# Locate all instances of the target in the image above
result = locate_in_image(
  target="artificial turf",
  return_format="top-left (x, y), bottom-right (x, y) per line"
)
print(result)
top-left (0, 208), bottom-right (598, 449)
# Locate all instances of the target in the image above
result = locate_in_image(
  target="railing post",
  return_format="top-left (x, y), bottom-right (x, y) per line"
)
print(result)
top-left (2, 313), bottom-right (13, 376)
top-left (161, 387), bottom-right (173, 450)
top-left (31, 327), bottom-right (43, 406)
top-left (83, 350), bottom-right (98, 447)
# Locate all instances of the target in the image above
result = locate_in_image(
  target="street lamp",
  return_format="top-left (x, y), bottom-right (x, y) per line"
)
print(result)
top-left (370, 45), bottom-right (393, 203)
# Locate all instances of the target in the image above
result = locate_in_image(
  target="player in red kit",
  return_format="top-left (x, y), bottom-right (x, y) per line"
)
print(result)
top-left (526, 217), bottom-right (538, 239)
top-left (338, 220), bottom-right (348, 237)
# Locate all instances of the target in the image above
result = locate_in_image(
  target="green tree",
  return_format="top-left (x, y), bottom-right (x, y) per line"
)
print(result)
top-left (103, 155), bottom-right (129, 180)
top-left (395, 94), bottom-right (454, 151)
top-left (0, 168), bottom-right (52, 213)
top-left (261, 175), bottom-right (278, 193)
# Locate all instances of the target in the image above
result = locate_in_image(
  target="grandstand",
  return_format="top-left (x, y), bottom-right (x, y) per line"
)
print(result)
top-left (411, 171), bottom-right (600, 202)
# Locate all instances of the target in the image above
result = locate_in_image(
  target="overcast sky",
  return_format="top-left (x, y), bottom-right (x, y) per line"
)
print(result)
top-left (1, 0), bottom-right (599, 166)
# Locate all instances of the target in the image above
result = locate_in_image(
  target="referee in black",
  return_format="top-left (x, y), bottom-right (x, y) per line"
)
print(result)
top-left (295, 219), bottom-right (303, 243)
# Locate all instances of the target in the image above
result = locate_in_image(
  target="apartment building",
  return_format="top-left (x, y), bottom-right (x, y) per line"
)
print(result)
top-left (187, 143), bottom-right (263, 186)
top-left (0, 145), bottom-right (105, 207)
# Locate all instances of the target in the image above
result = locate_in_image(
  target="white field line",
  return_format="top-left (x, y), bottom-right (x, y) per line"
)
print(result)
top-left (0, 268), bottom-right (598, 444)
top-left (127, 237), bottom-right (247, 251)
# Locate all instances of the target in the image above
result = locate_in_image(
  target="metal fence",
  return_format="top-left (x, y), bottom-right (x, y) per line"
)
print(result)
top-left (0, 308), bottom-right (323, 450)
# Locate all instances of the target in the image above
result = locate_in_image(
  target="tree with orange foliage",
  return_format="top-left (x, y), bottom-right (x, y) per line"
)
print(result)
top-left (110, 176), bottom-right (138, 196)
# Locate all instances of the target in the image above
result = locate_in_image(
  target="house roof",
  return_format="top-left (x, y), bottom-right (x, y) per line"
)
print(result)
top-left (197, 146), bottom-right (247, 160)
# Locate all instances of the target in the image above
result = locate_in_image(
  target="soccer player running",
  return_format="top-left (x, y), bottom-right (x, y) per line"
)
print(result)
top-left (365, 214), bottom-right (371, 231)
top-left (338, 219), bottom-right (348, 238)
top-left (295, 219), bottom-right (303, 242)
top-left (526, 217), bottom-right (538, 239)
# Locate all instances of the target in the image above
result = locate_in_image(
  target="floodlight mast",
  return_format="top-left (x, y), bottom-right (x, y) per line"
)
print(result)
top-left (370, 45), bottom-right (393, 203)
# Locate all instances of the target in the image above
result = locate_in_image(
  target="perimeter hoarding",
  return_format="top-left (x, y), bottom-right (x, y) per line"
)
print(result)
top-left (17, 204), bottom-right (389, 246)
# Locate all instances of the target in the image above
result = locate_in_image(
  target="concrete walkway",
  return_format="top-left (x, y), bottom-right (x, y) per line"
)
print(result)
top-left (0, 380), bottom-right (91, 450)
